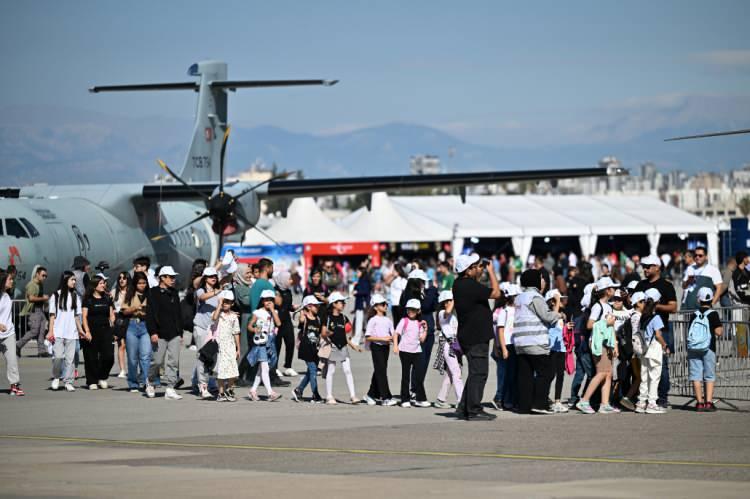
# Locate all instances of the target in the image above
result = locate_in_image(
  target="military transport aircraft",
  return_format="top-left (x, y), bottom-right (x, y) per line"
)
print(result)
top-left (0, 60), bottom-right (625, 284)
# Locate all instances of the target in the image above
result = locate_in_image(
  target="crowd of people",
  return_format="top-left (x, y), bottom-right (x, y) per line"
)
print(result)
top-left (0, 245), bottom-right (734, 418)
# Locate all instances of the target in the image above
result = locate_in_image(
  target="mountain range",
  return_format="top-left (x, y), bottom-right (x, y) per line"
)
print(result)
top-left (1, 104), bottom-right (748, 186)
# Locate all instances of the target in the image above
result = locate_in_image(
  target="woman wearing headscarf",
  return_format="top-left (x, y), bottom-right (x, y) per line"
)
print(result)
top-left (234, 263), bottom-right (254, 385)
top-left (274, 270), bottom-right (297, 376)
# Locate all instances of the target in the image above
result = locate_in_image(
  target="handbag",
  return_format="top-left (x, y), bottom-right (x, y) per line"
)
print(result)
top-left (113, 314), bottom-right (130, 338)
top-left (317, 338), bottom-right (332, 360)
top-left (198, 340), bottom-right (219, 370)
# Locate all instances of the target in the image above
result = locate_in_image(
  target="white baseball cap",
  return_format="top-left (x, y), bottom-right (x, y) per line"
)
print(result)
top-left (631, 291), bottom-right (646, 305)
top-left (644, 288), bottom-right (662, 302)
top-left (158, 266), bottom-right (179, 277)
top-left (328, 291), bottom-right (347, 303)
top-left (641, 255), bottom-right (661, 267)
top-left (626, 280), bottom-right (639, 291)
top-left (370, 293), bottom-right (387, 306)
top-left (405, 298), bottom-right (421, 310)
top-left (544, 289), bottom-right (561, 301)
top-left (219, 290), bottom-right (235, 301)
top-left (260, 289), bottom-right (276, 299)
top-left (595, 276), bottom-right (619, 290)
top-left (407, 269), bottom-right (429, 283)
top-left (506, 284), bottom-right (521, 297)
top-left (697, 287), bottom-right (714, 302)
top-left (438, 290), bottom-right (453, 303)
top-left (95, 272), bottom-right (108, 281)
top-left (202, 267), bottom-right (218, 277)
top-left (302, 295), bottom-right (322, 307)
top-left (455, 253), bottom-right (480, 273)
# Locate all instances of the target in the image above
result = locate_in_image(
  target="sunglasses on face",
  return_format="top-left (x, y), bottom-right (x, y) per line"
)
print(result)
top-left (695, 254), bottom-right (705, 259)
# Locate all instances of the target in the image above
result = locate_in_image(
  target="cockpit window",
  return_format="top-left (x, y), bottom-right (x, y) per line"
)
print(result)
top-left (19, 218), bottom-right (40, 238)
top-left (5, 219), bottom-right (29, 238)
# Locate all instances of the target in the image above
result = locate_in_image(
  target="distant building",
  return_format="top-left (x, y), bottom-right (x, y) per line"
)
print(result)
top-left (410, 155), bottom-right (441, 175)
top-left (230, 160), bottom-right (274, 183)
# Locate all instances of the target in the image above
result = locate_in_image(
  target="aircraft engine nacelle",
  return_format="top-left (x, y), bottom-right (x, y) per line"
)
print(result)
top-left (206, 182), bottom-right (261, 237)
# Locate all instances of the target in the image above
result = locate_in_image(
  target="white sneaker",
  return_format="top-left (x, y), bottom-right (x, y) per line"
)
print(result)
top-left (117, 370), bottom-right (127, 379)
top-left (401, 401), bottom-right (411, 408)
top-left (283, 368), bottom-right (299, 377)
top-left (553, 402), bottom-right (569, 413)
top-left (165, 388), bottom-right (183, 400)
top-left (413, 401), bottom-right (431, 408)
top-left (382, 398), bottom-right (398, 407)
top-left (645, 403), bottom-right (666, 414)
top-left (89, 384), bottom-right (99, 390)
top-left (200, 387), bottom-right (213, 400)
top-left (64, 383), bottom-right (76, 392)
top-left (98, 380), bottom-right (108, 389)
top-left (51, 378), bottom-right (60, 391)
top-left (188, 345), bottom-right (197, 351)
top-left (145, 384), bottom-right (156, 398)
top-left (364, 395), bottom-right (377, 406)
top-left (276, 369), bottom-right (284, 378)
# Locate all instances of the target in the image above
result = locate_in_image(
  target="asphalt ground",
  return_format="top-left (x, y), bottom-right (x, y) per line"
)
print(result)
top-left (1, 339), bottom-right (749, 498)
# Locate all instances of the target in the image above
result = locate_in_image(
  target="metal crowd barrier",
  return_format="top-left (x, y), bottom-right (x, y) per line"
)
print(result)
top-left (668, 305), bottom-right (750, 407)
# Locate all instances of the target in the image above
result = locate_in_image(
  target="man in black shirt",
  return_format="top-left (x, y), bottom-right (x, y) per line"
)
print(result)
top-left (634, 255), bottom-right (677, 408)
top-left (146, 266), bottom-right (184, 400)
top-left (731, 252), bottom-right (750, 305)
top-left (453, 253), bottom-right (501, 421)
top-left (564, 266), bottom-right (587, 319)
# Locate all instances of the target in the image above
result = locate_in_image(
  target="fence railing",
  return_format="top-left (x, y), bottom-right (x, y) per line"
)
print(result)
top-left (668, 305), bottom-right (750, 404)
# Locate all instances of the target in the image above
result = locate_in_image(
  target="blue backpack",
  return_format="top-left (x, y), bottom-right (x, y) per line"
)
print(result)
top-left (687, 310), bottom-right (713, 353)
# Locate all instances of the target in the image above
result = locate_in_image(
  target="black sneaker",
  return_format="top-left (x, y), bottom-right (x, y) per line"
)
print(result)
top-left (312, 392), bottom-right (323, 403)
top-left (490, 398), bottom-right (504, 411)
top-left (292, 387), bottom-right (302, 402)
top-left (174, 378), bottom-right (185, 390)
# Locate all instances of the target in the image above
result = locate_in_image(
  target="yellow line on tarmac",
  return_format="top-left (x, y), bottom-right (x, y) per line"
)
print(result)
top-left (2, 434), bottom-right (749, 469)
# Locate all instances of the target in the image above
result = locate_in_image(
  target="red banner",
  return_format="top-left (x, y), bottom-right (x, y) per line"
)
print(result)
top-left (303, 242), bottom-right (381, 269)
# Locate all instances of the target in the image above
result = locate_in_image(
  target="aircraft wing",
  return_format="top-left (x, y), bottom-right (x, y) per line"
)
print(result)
top-left (141, 166), bottom-right (623, 200)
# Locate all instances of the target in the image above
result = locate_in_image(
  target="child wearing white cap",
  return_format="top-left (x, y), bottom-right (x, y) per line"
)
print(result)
top-left (394, 299), bottom-right (430, 407)
top-left (247, 289), bottom-right (282, 402)
top-left (490, 284), bottom-right (519, 411)
top-left (687, 287), bottom-right (723, 412)
top-left (363, 294), bottom-right (397, 406)
top-left (322, 292), bottom-right (362, 405)
top-left (433, 290), bottom-right (463, 409)
top-left (211, 290), bottom-right (241, 402)
top-left (292, 295), bottom-right (325, 403)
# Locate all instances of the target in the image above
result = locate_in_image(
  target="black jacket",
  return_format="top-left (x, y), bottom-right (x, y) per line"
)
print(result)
top-left (146, 286), bottom-right (183, 340)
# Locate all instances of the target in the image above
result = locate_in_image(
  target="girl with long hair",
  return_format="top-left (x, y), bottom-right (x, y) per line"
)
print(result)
top-left (81, 276), bottom-right (115, 390)
top-left (47, 271), bottom-right (84, 392)
top-left (0, 270), bottom-right (24, 395)
top-left (111, 271), bottom-right (131, 379)
top-left (122, 272), bottom-right (150, 393)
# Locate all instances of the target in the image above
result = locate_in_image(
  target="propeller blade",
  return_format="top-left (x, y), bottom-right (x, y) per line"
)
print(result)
top-left (236, 212), bottom-right (282, 247)
top-left (157, 159), bottom-right (210, 199)
top-left (151, 211), bottom-right (211, 241)
top-left (235, 171), bottom-right (298, 200)
top-left (219, 126), bottom-right (231, 194)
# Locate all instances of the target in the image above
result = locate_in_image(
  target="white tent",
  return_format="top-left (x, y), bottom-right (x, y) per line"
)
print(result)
top-left (242, 197), bottom-right (354, 245)
top-left (339, 192), bottom-right (452, 242)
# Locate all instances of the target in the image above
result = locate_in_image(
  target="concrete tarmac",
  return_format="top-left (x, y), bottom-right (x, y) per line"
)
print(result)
top-left (1, 340), bottom-right (749, 498)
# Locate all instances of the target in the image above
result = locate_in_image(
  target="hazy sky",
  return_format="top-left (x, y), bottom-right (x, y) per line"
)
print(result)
top-left (2, 0), bottom-right (749, 146)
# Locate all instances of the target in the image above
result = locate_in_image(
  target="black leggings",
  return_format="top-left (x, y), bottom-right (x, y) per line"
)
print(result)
top-left (551, 351), bottom-right (566, 400)
top-left (399, 351), bottom-right (426, 402)
top-left (275, 321), bottom-right (295, 369)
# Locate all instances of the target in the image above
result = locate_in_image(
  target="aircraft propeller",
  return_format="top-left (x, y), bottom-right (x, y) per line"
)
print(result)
top-left (151, 126), bottom-right (290, 249)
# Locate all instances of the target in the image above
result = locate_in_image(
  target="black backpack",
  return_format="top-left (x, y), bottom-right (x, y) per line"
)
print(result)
top-left (616, 317), bottom-right (634, 359)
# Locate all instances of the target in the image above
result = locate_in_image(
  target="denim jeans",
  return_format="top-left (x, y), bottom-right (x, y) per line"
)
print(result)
top-left (493, 344), bottom-right (517, 405)
top-left (126, 320), bottom-right (152, 389)
top-left (297, 361), bottom-right (318, 395)
top-left (570, 350), bottom-right (594, 403)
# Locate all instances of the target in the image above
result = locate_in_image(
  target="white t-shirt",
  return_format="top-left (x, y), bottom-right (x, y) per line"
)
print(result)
top-left (589, 301), bottom-right (613, 323)
top-left (390, 277), bottom-right (407, 306)
top-left (0, 294), bottom-right (14, 340)
top-left (49, 292), bottom-right (81, 339)
top-left (495, 305), bottom-right (516, 345)
top-left (252, 309), bottom-right (276, 345)
top-left (692, 264), bottom-right (722, 286)
top-left (438, 310), bottom-right (458, 339)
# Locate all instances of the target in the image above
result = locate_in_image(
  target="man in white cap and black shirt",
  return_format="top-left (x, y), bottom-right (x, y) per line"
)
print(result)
top-left (146, 265), bottom-right (184, 400)
top-left (635, 254), bottom-right (677, 409)
top-left (452, 253), bottom-right (501, 421)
